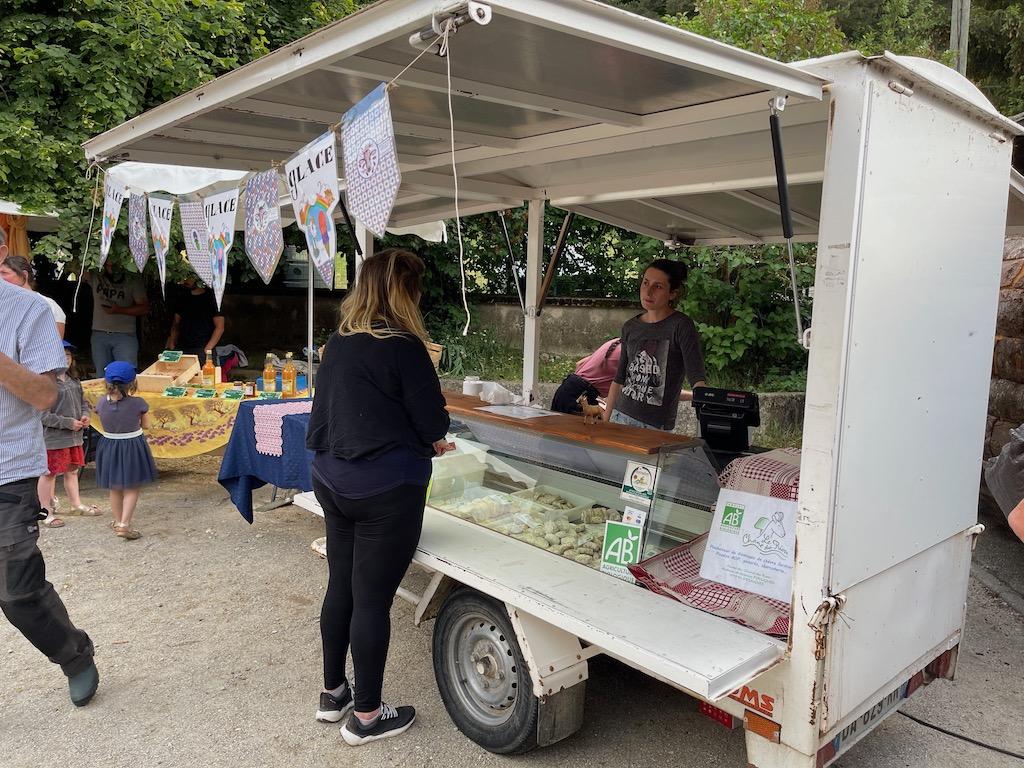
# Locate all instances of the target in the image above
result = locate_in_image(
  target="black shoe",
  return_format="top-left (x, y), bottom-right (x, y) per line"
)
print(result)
top-left (69, 661), bottom-right (99, 707)
top-left (341, 703), bottom-right (416, 746)
top-left (316, 686), bottom-right (354, 723)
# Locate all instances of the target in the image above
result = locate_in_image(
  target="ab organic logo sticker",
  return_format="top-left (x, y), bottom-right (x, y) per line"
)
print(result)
top-left (720, 503), bottom-right (745, 531)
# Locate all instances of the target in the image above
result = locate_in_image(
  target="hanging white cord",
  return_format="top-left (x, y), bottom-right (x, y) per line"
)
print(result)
top-left (440, 20), bottom-right (471, 336)
top-left (73, 166), bottom-right (103, 313)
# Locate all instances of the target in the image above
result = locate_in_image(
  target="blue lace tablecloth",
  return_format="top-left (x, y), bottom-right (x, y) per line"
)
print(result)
top-left (218, 399), bottom-right (314, 523)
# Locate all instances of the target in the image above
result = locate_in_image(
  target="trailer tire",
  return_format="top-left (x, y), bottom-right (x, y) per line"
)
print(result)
top-left (433, 589), bottom-right (539, 754)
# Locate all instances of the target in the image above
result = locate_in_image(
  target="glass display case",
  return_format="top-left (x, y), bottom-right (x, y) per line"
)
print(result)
top-left (429, 402), bottom-right (723, 572)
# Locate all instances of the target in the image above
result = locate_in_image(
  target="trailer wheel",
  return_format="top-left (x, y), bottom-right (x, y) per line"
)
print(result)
top-left (433, 590), bottom-right (539, 754)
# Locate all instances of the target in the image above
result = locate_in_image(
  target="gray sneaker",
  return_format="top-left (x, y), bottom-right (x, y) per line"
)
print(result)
top-left (316, 686), bottom-right (354, 723)
top-left (341, 703), bottom-right (416, 746)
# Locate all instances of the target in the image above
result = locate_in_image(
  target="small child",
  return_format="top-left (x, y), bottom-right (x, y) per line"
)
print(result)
top-left (94, 361), bottom-right (158, 541)
top-left (38, 342), bottom-right (101, 525)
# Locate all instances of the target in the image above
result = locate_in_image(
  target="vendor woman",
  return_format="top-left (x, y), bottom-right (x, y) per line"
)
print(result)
top-left (550, 338), bottom-right (620, 414)
top-left (603, 259), bottom-right (706, 430)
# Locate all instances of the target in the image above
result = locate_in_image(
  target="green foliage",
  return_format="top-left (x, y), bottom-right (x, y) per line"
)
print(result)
top-left (970, 1), bottom-right (1024, 115)
top-left (0, 0), bottom-right (367, 277)
top-left (663, 0), bottom-right (847, 61)
top-left (679, 245), bottom-right (814, 384)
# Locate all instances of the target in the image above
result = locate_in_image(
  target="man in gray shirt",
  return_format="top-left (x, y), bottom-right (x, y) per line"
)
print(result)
top-left (88, 261), bottom-right (149, 375)
top-left (0, 263), bottom-right (99, 707)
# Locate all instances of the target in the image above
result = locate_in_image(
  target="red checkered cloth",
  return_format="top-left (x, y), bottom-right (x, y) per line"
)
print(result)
top-left (717, 447), bottom-right (801, 501)
top-left (629, 534), bottom-right (790, 636)
top-left (254, 401), bottom-right (313, 457)
top-left (627, 448), bottom-right (802, 637)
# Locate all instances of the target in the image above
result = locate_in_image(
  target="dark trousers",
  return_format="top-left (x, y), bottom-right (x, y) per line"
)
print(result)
top-left (313, 479), bottom-right (426, 712)
top-left (0, 478), bottom-right (93, 677)
top-left (551, 373), bottom-right (600, 415)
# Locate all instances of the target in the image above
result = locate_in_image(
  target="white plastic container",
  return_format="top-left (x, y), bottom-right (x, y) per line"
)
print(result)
top-left (462, 376), bottom-right (483, 397)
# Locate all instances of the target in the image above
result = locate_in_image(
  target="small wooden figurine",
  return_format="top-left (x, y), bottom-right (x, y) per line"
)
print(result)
top-left (577, 394), bottom-right (604, 425)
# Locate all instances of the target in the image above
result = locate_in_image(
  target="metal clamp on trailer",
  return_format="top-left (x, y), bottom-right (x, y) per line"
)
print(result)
top-left (87, 1), bottom-right (1024, 765)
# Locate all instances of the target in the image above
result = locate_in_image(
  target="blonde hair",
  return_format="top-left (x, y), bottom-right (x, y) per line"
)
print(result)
top-left (338, 248), bottom-right (429, 343)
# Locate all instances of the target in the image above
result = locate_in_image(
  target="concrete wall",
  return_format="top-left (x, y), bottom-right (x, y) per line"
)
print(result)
top-left (473, 300), bottom-right (639, 357)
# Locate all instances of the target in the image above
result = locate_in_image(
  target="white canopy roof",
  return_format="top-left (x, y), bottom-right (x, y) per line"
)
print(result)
top-left (82, 0), bottom-right (1021, 244)
top-left (0, 200), bottom-right (59, 232)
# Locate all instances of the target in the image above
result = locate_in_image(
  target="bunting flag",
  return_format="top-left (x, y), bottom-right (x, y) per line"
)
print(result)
top-left (99, 176), bottom-right (128, 266)
top-left (179, 200), bottom-right (213, 286)
top-left (244, 169), bottom-right (284, 284)
top-left (204, 188), bottom-right (239, 310)
top-left (128, 193), bottom-right (149, 272)
top-left (148, 195), bottom-right (174, 296)
top-left (285, 131), bottom-right (338, 288)
top-left (342, 83), bottom-right (401, 238)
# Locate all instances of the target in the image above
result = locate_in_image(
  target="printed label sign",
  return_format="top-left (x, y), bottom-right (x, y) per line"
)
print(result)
top-left (600, 520), bottom-right (643, 582)
top-left (699, 489), bottom-right (797, 602)
top-left (179, 200), bottom-right (213, 285)
top-left (342, 83), bottom-right (401, 238)
top-left (621, 460), bottom-right (658, 503)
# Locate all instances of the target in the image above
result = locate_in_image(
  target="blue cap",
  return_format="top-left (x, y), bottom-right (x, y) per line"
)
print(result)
top-left (104, 361), bottom-right (137, 384)
top-left (62, 340), bottom-right (76, 350)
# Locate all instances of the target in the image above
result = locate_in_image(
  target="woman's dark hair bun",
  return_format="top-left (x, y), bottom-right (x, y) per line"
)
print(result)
top-left (645, 258), bottom-right (687, 291)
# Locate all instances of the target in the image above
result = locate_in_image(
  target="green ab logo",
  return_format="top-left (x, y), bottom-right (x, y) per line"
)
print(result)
top-left (721, 504), bottom-right (745, 531)
top-left (603, 523), bottom-right (641, 566)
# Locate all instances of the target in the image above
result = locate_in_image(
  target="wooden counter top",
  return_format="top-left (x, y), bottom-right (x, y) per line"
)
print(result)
top-left (444, 392), bottom-right (701, 456)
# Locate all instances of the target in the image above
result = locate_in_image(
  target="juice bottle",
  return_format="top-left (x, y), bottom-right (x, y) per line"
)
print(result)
top-left (202, 351), bottom-right (216, 388)
top-left (262, 354), bottom-right (277, 394)
top-left (282, 352), bottom-right (296, 398)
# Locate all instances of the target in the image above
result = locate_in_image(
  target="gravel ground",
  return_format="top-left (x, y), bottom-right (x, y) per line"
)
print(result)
top-left (1, 456), bottom-right (1021, 768)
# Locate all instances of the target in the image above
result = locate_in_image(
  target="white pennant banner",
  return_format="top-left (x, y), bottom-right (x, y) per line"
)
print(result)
top-left (179, 200), bottom-right (213, 286)
top-left (285, 131), bottom-right (338, 289)
top-left (99, 176), bottom-right (128, 266)
top-left (244, 169), bottom-right (285, 285)
top-left (204, 188), bottom-right (238, 310)
top-left (342, 83), bottom-right (401, 238)
top-left (148, 195), bottom-right (174, 296)
top-left (128, 193), bottom-right (149, 272)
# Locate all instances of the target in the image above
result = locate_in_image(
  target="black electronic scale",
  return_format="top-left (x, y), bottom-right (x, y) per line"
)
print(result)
top-left (691, 386), bottom-right (766, 471)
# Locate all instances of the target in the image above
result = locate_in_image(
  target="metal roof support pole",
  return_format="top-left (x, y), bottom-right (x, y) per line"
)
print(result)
top-left (537, 211), bottom-right (575, 315)
top-left (522, 199), bottom-right (544, 404)
top-left (495, 210), bottom-right (525, 312)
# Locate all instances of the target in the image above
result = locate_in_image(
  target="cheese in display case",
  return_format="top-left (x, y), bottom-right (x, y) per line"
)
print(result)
top-left (434, 395), bottom-right (725, 573)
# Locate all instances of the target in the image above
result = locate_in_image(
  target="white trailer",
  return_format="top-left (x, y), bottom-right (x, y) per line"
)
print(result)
top-left (85, 2), bottom-right (1022, 764)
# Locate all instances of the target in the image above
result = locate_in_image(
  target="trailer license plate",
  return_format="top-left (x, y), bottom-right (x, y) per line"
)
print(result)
top-left (815, 681), bottom-right (910, 767)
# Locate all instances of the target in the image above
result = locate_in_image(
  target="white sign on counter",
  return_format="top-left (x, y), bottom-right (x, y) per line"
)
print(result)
top-left (699, 489), bottom-right (797, 602)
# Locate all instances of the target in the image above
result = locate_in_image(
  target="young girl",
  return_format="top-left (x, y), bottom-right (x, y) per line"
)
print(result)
top-left (38, 342), bottom-right (101, 525)
top-left (94, 361), bottom-right (158, 540)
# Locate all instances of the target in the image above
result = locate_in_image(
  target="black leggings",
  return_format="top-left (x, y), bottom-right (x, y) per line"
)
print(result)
top-left (314, 479), bottom-right (426, 712)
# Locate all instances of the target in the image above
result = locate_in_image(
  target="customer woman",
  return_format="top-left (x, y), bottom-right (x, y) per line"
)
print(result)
top-left (603, 258), bottom-right (707, 430)
top-left (306, 248), bottom-right (450, 746)
top-left (0, 255), bottom-right (66, 338)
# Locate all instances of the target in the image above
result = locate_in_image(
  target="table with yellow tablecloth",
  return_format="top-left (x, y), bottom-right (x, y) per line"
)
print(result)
top-left (82, 380), bottom-right (246, 459)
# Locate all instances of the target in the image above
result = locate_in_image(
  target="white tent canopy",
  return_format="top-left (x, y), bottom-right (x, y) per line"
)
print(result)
top-left (0, 200), bottom-right (59, 233)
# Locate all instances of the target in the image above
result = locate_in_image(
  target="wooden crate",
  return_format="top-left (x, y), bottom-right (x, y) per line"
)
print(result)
top-left (136, 355), bottom-right (201, 393)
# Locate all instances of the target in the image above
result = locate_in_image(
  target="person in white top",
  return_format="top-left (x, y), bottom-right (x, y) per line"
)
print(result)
top-left (0, 255), bottom-right (66, 338)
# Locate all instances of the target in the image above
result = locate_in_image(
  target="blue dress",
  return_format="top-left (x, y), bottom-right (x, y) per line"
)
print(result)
top-left (94, 395), bottom-right (158, 489)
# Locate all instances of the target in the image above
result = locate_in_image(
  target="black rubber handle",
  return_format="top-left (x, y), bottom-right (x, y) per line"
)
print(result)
top-left (769, 112), bottom-right (794, 241)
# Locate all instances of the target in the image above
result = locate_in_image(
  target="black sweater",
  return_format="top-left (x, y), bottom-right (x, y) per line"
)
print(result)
top-left (306, 330), bottom-right (450, 460)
